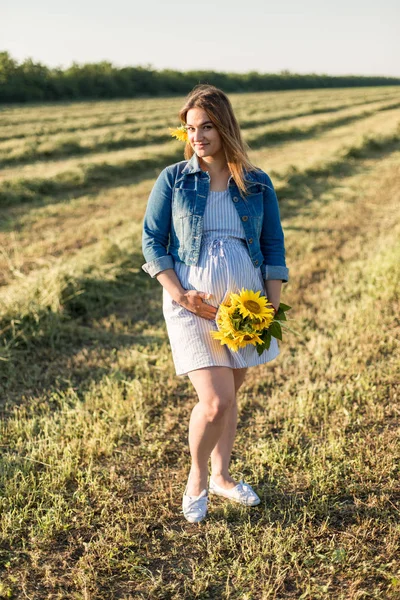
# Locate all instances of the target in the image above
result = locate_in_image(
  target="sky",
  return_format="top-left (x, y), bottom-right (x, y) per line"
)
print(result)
top-left (2, 0), bottom-right (399, 77)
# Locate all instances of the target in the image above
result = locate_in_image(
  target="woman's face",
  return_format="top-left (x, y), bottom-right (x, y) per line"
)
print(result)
top-left (185, 107), bottom-right (224, 161)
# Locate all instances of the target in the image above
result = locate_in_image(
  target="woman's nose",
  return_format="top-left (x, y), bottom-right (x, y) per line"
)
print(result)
top-left (193, 129), bottom-right (204, 142)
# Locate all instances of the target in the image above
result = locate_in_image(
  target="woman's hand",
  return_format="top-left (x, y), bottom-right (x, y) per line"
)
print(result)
top-left (178, 290), bottom-right (217, 320)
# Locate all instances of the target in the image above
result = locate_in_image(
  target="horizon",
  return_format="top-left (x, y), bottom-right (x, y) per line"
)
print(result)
top-left (3, 50), bottom-right (400, 80)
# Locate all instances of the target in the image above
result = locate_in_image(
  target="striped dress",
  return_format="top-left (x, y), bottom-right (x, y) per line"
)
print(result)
top-left (162, 188), bottom-right (279, 376)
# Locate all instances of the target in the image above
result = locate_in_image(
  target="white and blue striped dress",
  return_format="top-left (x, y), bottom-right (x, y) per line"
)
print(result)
top-left (162, 188), bottom-right (279, 376)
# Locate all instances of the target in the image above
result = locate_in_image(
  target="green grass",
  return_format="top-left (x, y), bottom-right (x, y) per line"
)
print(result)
top-left (1, 96), bottom-right (399, 167)
top-left (0, 87), bottom-right (400, 599)
top-left (0, 147), bottom-right (183, 207)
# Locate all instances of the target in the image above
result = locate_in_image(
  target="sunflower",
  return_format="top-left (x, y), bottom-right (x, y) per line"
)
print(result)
top-left (169, 125), bottom-right (188, 142)
top-left (210, 330), bottom-right (241, 352)
top-left (217, 312), bottom-right (237, 337)
top-left (234, 288), bottom-right (275, 322)
top-left (218, 302), bottom-right (236, 317)
top-left (252, 313), bottom-right (275, 331)
top-left (241, 332), bottom-right (264, 346)
top-left (215, 302), bottom-right (239, 335)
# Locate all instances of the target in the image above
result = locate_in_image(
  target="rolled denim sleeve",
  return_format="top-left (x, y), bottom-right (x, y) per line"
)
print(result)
top-left (142, 167), bottom-right (175, 278)
top-left (259, 173), bottom-right (289, 283)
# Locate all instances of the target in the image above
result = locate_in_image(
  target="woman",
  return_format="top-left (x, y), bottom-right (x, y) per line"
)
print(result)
top-left (142, 84), bottom-right (289, 523)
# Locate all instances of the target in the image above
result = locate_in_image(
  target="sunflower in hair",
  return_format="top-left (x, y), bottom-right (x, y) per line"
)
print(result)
top-left (169, 125), bottom-right (188, 142)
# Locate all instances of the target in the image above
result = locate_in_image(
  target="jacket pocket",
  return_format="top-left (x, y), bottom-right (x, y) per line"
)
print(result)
top-left (250, 215), bottom-right (263, 239)
top-left (245, 190), bottom-right (264, 232)
top-left (172, 188), bottom-right (196, 217)
top-left (171, 214), bottom-right (193, 251)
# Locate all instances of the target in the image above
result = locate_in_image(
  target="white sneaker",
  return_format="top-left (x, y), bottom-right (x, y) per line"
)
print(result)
top-left (209, 478), bottom-right (260, 506)
top-left (182, 487), bottom-right (209, 523)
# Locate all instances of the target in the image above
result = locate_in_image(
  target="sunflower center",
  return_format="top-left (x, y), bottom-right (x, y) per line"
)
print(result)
top-left (243, 300), bottom-right (261, 313)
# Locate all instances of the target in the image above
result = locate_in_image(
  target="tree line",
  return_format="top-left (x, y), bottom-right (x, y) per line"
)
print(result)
top-left (1, 51), bottom-right (399, 104)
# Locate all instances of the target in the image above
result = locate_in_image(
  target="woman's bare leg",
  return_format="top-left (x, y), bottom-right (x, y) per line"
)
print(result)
top-left (210, 368), bottom-right (248, 489)
top-left (186, 367), bottom-right (236, 497)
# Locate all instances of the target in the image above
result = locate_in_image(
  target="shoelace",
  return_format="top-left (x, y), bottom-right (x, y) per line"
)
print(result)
top-left (209, 482), bottom-right (258, 508)
top-left (184, 494), bottom-right (208, 516)
top-left (236, 481), bottom-right (255, 500)
top-left (217, 480), bottom-right (257, 504)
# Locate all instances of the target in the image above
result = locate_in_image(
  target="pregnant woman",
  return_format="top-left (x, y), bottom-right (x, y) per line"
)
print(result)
top-left (141, 84), bottom-right (289, 523)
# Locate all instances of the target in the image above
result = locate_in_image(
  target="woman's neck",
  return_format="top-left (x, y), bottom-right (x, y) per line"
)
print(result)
top-left (198, 153), bottom-right (228, 176)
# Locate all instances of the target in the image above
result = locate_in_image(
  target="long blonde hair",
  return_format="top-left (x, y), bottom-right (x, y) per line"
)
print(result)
top-left (178, 84), bottom-right (256, 196)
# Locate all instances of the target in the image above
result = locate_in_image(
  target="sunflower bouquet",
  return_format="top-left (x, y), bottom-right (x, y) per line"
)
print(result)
top-left (211, 288), bottom-right (292, 355)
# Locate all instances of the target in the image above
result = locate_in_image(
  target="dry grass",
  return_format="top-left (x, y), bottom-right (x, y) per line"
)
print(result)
top-left (0, 87), bottom-right (399, 599)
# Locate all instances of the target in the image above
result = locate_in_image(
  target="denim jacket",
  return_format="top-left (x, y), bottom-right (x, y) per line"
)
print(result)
top-left (141, 153), bottom-right (289, 282)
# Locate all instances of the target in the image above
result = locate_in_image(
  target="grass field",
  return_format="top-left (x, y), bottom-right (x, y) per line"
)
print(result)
top-left (0, 86), bottom-right (400, 599)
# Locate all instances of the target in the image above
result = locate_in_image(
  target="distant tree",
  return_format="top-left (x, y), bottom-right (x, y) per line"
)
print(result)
top-left (0, 51), bottom-right (399, 104)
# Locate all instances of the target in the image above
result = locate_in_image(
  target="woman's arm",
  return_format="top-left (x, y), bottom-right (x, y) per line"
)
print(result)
top-left (259, 173), bottom-right (289, 284)
top-left (142, 167), bottom-right (175, 278)
top-left (156, 269), bottom-right (217, 320)
top-left (265, 279), bottom-right (282, 312)
top-left (142, 167), bottom-right (216, 320)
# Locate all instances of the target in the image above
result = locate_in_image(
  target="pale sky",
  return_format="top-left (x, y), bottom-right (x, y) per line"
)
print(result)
top-left (2, 0), bottom-right (399, 77)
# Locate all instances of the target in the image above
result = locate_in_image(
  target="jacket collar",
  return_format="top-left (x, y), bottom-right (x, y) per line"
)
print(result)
top-left (181, 153), bottom-right (203, 174)
top-left (181, 153), bottom-right (259, 183)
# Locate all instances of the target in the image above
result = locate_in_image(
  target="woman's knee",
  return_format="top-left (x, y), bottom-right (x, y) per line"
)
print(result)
top-left (201, 395), bottom-right (234, 422)
top-left (188, 367), bottom-right (236, 422)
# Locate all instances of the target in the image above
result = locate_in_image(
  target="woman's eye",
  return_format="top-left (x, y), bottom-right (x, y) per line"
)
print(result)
top-left (186, 126), bottom-right (212, 132)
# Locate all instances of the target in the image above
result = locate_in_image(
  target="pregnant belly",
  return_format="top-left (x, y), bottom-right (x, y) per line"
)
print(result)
top-left (174, 240), bottom-right (265, 308)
